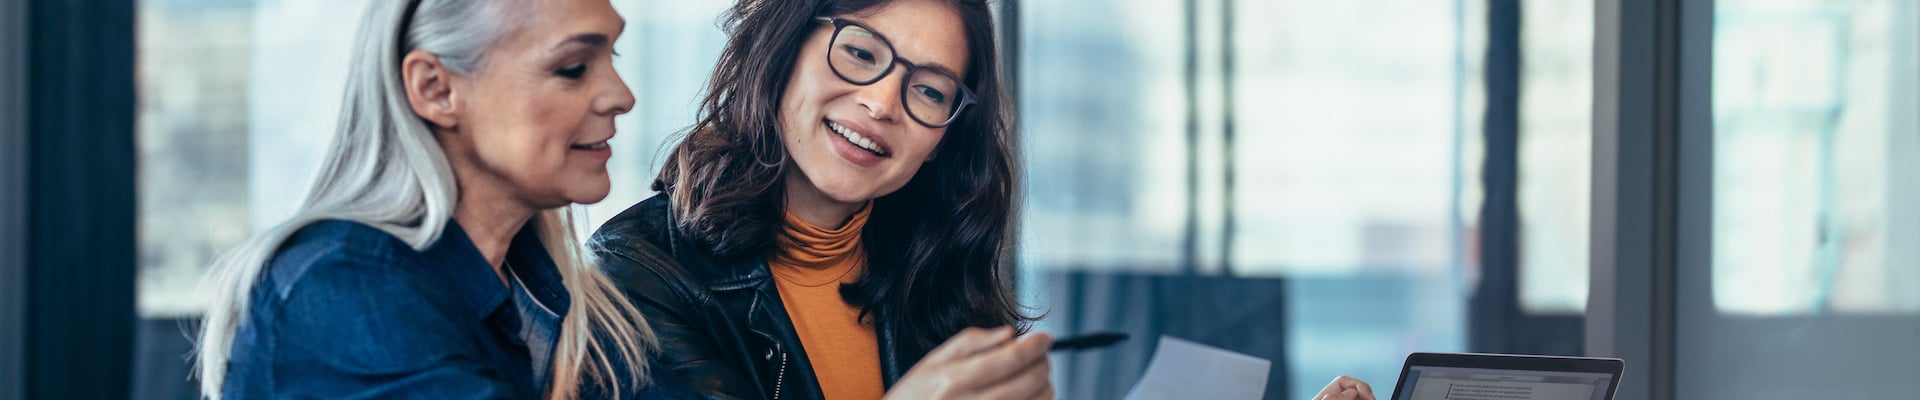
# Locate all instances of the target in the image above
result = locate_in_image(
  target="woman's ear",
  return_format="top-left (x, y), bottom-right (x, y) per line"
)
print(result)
top-left (401, 50), bottom-right (459, 129)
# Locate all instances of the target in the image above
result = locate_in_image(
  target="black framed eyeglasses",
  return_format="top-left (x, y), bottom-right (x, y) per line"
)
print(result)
top-left (817, 17), bottom-right (977, 128)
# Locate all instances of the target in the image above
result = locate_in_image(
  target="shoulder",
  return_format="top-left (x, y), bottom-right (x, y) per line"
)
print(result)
top-left (589, 194), bottom-right (675, 253)
top-left (256, 220), bottom-right (433, 303)
top-left (589, 194), bottom-right (752, 305)
top-left (589, 195), bottom-right (702, 293)
top-left (248, 220), bottom-right (487, 361)
top-left (588, 194), bottom-right (679, 271)
top-left (255, 220), bottom-right (463, 318)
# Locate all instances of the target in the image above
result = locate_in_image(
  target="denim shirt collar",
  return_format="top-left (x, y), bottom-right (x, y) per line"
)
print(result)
top-left (502, 223), bottom-right (571, 391)
top-left (503, 224), bottom-right (572, 317)
top-left (423, 219), bottom-right (576, 391)
top-left (420, 220), bottom-right (573, 318)
top-left (420, 220), bottom-right (512, 319)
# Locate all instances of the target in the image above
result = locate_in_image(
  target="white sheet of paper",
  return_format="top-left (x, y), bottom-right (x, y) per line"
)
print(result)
top-left (1125, 336), bottom-right (1271, 400)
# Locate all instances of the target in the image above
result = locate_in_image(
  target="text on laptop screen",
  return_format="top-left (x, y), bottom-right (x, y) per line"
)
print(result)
top-left (1396, 366), bottom-right (1614, 400)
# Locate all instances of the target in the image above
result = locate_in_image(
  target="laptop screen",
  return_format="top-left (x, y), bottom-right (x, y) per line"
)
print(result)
top-left (1395, 365), bottom-right (1615, 400)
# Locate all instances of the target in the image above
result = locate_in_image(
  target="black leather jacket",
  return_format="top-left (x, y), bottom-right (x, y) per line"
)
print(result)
top-left (589, 195), bottom-right (929, 400)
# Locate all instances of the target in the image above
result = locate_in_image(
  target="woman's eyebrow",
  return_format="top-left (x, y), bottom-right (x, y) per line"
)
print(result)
top-left (550, 32), bottom-right (610, 53)
top-left (901, 55), bottom-right (963, 79)
top-left (920, 61), bottom-right (962, 78)
top-left (549, 19), bottom-right (625, 54)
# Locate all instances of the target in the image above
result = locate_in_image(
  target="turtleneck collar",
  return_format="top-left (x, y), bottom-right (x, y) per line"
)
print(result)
top-left (771, 202), bottom-right (873, 286)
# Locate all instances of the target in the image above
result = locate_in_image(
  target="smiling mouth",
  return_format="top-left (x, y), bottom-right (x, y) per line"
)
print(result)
top-left (826, 119), bottom-right (889, 157)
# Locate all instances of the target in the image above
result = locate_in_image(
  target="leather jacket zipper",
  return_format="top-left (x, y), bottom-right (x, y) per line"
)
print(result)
top-left (759, 330), bottom-right (787, 400)
top-left (773, 347), bottom-right (788, 400)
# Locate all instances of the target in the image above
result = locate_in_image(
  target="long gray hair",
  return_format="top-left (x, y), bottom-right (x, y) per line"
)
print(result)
top-left (194, 1), bottom-right (655, 398)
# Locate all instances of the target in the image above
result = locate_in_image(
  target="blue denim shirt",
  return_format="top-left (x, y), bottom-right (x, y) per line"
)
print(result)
top-left (222, 219), bottom-right (700, 399)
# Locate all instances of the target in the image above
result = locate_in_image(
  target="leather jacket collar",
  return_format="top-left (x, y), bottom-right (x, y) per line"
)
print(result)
top-left (591, 195), bottom-right (926, 400)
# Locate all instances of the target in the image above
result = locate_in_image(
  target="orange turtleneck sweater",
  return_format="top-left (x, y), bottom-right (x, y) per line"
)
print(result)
top-left (771, 204), bottom-right (883, 400)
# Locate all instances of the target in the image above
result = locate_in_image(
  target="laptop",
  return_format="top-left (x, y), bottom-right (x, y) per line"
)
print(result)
top-left (1388, 352), bottom-right (1624, 400)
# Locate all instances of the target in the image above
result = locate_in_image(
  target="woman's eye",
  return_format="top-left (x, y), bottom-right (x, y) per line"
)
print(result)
top-left (915, 86), bottom-right (947, 104)
top-left (843, 45), bottom-right (877, 63)
top-left (557, 64), bottom-right (587, 79)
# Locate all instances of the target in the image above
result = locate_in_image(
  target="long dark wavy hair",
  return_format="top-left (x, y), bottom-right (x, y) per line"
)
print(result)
top-left (652, 0), bottom-right (1030, 350)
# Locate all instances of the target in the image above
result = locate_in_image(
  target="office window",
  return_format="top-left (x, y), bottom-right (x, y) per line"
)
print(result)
top-left (1223, 1), bottom-right (1473, 398)
top-left (1029, 0), bottom-right (1597, 396)
top-left (137, 0), bottom-right (299, 319)
top-left (1020, 0), bottom-right (1592, 398)
top-left (1516, 0), bottom-right (1594, 315)
top-left (1017, 0), bottom-right (1191, 274)
top-left (1712, 0), bottom-right (1920, 315)
top-left (1676, 1), bottom-right (1920, 399)
top-left (136, 0), bottom-right (426, 318)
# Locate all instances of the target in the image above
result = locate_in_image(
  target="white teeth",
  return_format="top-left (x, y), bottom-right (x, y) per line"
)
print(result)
top-left (828, 121), bottom-right (883, 154)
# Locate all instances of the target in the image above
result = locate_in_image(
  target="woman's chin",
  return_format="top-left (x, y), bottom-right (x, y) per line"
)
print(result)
top-left (569, 194), bottom-right (610, 206)
top-left (814, 184), bottom-right (882, 205)
top-left (558, 178), bottom-right (613, 206)
top-left (568, 187), bottom-right (613, 206)
top-left (793, 167), bottom-right (898, 205)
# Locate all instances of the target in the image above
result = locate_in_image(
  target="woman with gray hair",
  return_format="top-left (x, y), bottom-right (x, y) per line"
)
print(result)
top-left (192, 0), bottom-right (696, 398)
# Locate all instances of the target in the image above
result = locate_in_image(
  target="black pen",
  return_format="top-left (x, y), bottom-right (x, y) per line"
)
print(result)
top-left (1049, 332), bottom-right (1129, 352)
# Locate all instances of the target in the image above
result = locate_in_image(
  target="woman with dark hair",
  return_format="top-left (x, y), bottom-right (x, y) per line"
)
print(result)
top-left (588, 0), bottom-right (1051, 398)
top-left (590, 0), bottom-right (1384, 398)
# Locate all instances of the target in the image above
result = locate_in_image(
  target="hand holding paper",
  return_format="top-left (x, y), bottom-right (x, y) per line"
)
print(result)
top-left (1125, 336), bottom-right (1272, 400)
